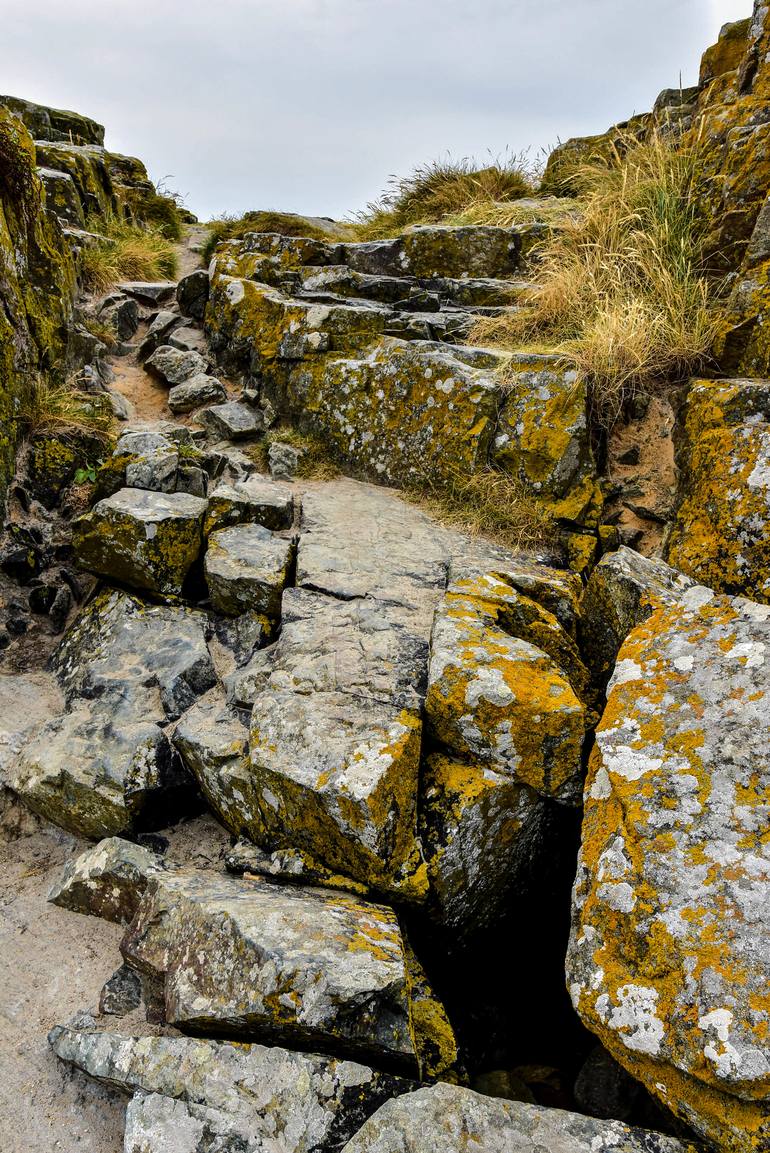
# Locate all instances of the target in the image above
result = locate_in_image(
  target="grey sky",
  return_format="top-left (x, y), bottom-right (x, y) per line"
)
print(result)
top-left (0, 0), bottom-right (752, 221)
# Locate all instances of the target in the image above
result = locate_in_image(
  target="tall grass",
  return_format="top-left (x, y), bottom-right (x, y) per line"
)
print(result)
top-left (354, 153), bottom-right (536, 240)
top-left (18, 378), bottom-right (114, 442)
top-left (79, 216), bottom-right (178, 294)
top-left (472, 132), bottom-right (722, 429)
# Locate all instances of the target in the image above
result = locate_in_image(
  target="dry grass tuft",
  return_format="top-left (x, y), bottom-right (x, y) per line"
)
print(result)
top-left (354, 153), bottom-right (537, 239)
top-left (79, 216), bottom-right (178, 294)
top-left (471, 132), bottom-right (723, 429)
top-left (408, 465), bottom-right (557, 552)
top-left (446, 195), bottom-right (580, 229)
top-left (19, 377), bottom-right (114, 443)
top-left (201, 211), bottom-right (346, 263)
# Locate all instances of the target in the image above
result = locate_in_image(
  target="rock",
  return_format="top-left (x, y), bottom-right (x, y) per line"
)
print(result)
top-left (49, 1027), bottom-right (413, 1153)
top-left (112, 428), bottom-right (180, 493)
top-left (568, 584), bottom-right (770, 1150)
top-left (98, 294), bottom-right (139, 340)
top-left (145, 345), bottom-right (209, 386)
top-left (138, 309), bottom-right (184, 359)
top-left (73, 487), bottom-right (206, 596)
top-left (420, 753), bottom-right (545, 938)
top-left (204, 474), bottom-right (294, 535)
top-left (204, 523), bottom-right (294, 616)
top-left (120, 868), bottom-right (456, 1077)
top-left (168, 325), bottom-right (208, 354)
top-left (118, 281), bottom-right (177, 304)
top-left (99, 964), bottom-right (142, 1015)
top-left (167, 373), bottom-right (226, 414)
top-left (268, 440), bottom-right (305, 479)
top-left (197, 400), bottom-right (266, 441)
top-left (425, 580), bottom-right (585, 804)
top-left (341, 225), bottom-right (524, 279)
top-left (224, 838), bottom-right (370, 897)
top-left (176, 269), bottom-right (210, 319)
top-left (338, 1082), bottom-right (693, 1153)
top-left (574, 1045), bottom-right (655, 1125)
top-left (47, 836), bottom-right (167, 923)
top-left (580, 547), bottom-right (697, 684)
top-left (666, 378), bottom-right (770, 602)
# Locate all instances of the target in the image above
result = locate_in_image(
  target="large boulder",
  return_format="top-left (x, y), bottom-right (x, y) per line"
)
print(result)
top-left (339, 1082), bottom-right (694, 1153)
top-left (73, 487), bottom-right (207, 596)
top-left (50, 1027), bottom-right (413, 1153)
top-left (204, 523), bottom-right (294, 616)
top-left (11, 589), bottom-right (213, 837)
top-left (568, 585), bottom-right (770, 1150)
top-left (145, 345), bottom-right (209, 386)
top-left (666, 378), bottom-right (770, 603)
top-left (120, 867), bottom-right (457, 1078)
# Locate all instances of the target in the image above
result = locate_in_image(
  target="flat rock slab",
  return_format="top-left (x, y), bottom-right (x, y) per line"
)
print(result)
top-left (340, 1082), bottom-right (695, 1153)
top-left (73, 487), bottom-right (206, 596)
top-left (168, 373), bottom-right (226, 414)
top-left (118, 281), bottom-right (177, 303)
top-left (569, 585), bottom-right (770, 1150)
top-left (50, 1028), bottom-right (413, 1153)
top-left (204, 523), bottom-right (294, 616)
top-left (120, 867), bottom-right (456, 1077)
top-left (205, 474), bottom-right (294, 535)
top-left (198, 400), bottom-right (266, 441)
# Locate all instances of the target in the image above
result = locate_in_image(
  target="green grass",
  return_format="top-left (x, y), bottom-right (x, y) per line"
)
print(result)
top-left (353, 153), bottom-right (537, 240)
top-left (471, 131), bottom-right (723, 430)
top-left (79, 215), bottom-right (178, 294)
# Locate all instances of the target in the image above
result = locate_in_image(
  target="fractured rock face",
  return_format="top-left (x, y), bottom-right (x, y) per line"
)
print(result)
top-left (204, 473), bottom-right (294, 535)
top-left (339, 1082), bottom-right (694, 1153)
top-left (426, 576), bottom-right (585, 804)
top-left (667, 377), bottom-right (770, 603)
top-left (568, 584), bottom-right (770, 1151)
top-left (73, 487), bottom-right (207, 596)
top-left (49, 1027), bottom-right (413, 1153)
top-left (120, 867), bottom-right (456, 1077)
top-left (204, 523), bottom-right (294, 616)
top-left (12, 590), bottom-right (213, 837)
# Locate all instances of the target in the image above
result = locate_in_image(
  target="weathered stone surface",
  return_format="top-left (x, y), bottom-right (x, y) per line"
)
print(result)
top-left (50, 1027), bottom-right (413, 1153)
top-left (73, 487), bottom-right (206, 596)
top-left (176, 269), bottom-right (210, 320)
top-left (420, 753), bottom-right (545, 938)
top-left (99, 964), bottom-right (142, 1015)
top-left (568, 585), bottom-right (770, 1150)
top-left (426, 579), bottom-right (585, 804)
top-left (1, 93), bottom-right (105, 145)
top-left (167, 373), bottom-right (226, 414)
top-left (581, 547), bottom-right (697, 684)
top-left (204, 474), bottom-right (294, 535)
top-left (197, 399), bottom-right (266, 441)
top-left (667, 378), bottom-right (770, 603)
top-left (48, 836), bottom-right (167, 923)
top-left (205, 524), bottom-right (294, 616)
top-left (339, 1082), bottom-right (694, 1153)
top-left (138, 310), bottom-right (184, 359)
top-left (493, 354), bottom-right (602, 527)
top-left (120, 868), bottom-right (456, 1076)
top-left (146, 345), bottom-right (208, 386)
top-left (341, 225), bottom-right (523, 279)
top-left (119, 281), bottom-right (177, 304)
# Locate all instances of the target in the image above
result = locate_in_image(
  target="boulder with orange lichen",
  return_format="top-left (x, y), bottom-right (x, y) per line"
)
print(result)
top-left (666, 377), bottom-right (770, 602)
top-left (567, 584), bottom-right (770, 1151)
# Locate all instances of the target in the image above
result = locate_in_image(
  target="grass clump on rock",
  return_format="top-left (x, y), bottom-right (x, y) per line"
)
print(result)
top-left (472, 132), bottom-right (722, 430)
top-left (18, 377), bottom-right (113, 443)
top-left (202, 211), bottom-right (342, 263)
top-left (79, 215), bottom-right (177, 294)
top-left (354, 153), bottom-right (536, 240)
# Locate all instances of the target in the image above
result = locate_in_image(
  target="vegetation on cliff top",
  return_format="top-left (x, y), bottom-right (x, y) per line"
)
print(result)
top-left (79, 215), bottom-right (178, 293)
top-left (353, 153), bottom-right (536, 239)
top-left (472, 132), bottom-right (722, 429)
top-left (201, 211), bottom-right (344, 263)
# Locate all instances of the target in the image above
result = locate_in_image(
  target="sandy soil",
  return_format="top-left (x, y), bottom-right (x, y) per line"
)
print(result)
top-left (605, 396), bottom-right (677, 556)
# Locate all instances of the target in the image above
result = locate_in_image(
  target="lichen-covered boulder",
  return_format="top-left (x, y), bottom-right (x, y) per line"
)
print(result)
top-left (666, 378), bottom-right (770, 603)
top-left (341, 225), bottom-right (524, 279)
top-left (50, 1027), bottom-right (413, 1153)
top-left (73, 487), bottom-right (206, 596)
top-left (204, 523), bottom-right (294, 616)
top-left (120, 868), bottom-right (456, 1078)
top-left (197, 399), bottom-right (266, 440)
top-left (47, 836), bottom-right (167, 923)
top-left (167, 373), bottom-right (226, 414)
top-left (420, 753), bottom-right (545, 938)
top-left (204, 474), bottom-right (294, 535)
top-left (568, 585), bottom-right (770, 1151)
top-left (426, 580), bottom-right (586, 804)
top-left (145, 345), bottom-right (209, 386)
top-left (580, 547), bottom-right (697, 684)
top-left (339, 1082), bottom-right (696, 1153)
top-left (492, 353), bottom-right (602, 527)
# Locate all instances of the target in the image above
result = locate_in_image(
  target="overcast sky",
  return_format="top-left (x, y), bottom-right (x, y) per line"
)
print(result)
top-left (0, 0), bottom-right (752, 221)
